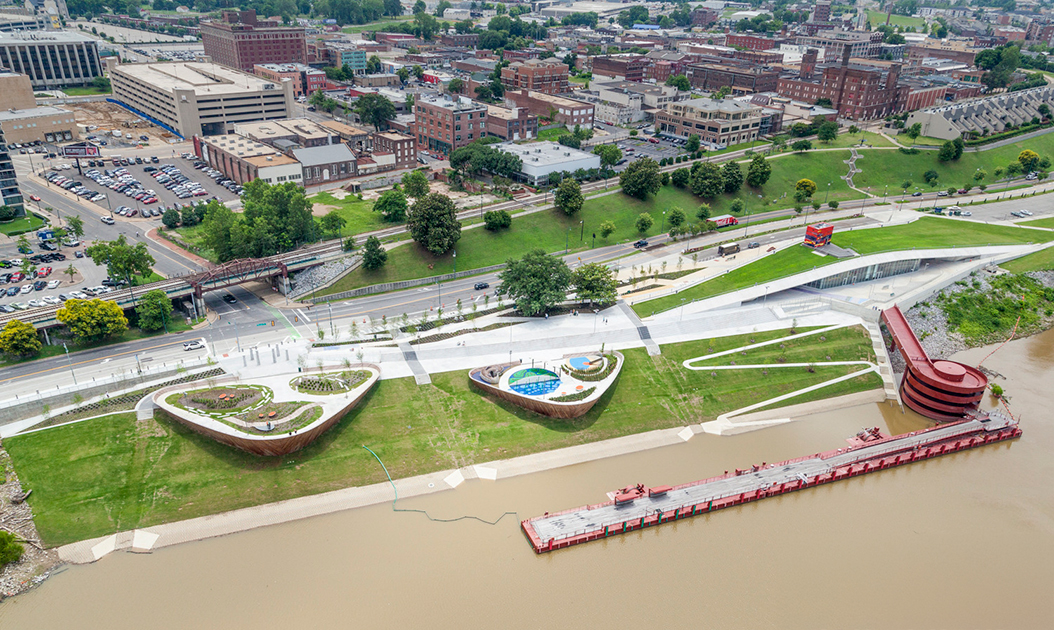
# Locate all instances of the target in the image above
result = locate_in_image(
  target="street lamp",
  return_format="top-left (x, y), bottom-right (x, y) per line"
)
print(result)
top-left (824, 181), bottom-right (831, 205)
top-left (452, 250), bottom-right (456, 274)
top-left (579, 220), bottom-right (584, 242)
top-left (565, 227), bottom-right (572, 253)
top-left (62, 343), bottom-right (76, 384)
top-left (660, 210), bottom-right (666, 233)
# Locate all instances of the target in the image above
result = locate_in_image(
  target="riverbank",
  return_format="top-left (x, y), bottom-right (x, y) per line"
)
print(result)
top-left (0, 447), bottom-right (59, 600)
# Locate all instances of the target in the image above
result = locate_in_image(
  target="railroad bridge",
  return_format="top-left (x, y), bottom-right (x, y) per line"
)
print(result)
top-left (0, 244), bottom-right (344, 331)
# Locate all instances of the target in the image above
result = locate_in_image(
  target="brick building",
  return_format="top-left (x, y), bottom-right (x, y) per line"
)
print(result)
top-left (504, 89), bottom-right (594, 127)
top-left (440, 32), bottom-right (479, 47)
top-left (796, 30), bottom-right (883, 60)
top-left (655, 98), bottom-right (765, 146)
top-left (685, 58), bottom-right (780, 95)
top-left (254, 63), bottom-right (322, 98)
top-left (413, 95), bottom-right (488, 157)
top-left (724, 33), bottom-right (791, 51)
top-left (485, 105), bottom-right (538, 141)
top-left (591, 54), bottom-right (648, 82)
top-left (500, 58), bottom-right (569, 95)
top-left (371, 131), bottom-right (417, 170)
top-left (201, 10), bottom-right (306, 73)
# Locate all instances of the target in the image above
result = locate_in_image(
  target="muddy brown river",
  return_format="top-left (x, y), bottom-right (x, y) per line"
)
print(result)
top-left (1, 330), bottom-right (1052, 629)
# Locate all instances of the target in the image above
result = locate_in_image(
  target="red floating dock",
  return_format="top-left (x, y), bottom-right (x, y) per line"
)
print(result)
top-left (522, 411), bottom-right (1020, 554)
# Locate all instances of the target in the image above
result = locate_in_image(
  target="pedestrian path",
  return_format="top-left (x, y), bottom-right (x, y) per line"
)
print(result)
top-left (616, 301), bottom-right (660, 356)
top-left (397, 341), bottom-right (431, 385)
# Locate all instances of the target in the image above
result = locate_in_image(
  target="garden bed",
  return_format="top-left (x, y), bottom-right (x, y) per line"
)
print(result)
top-left (409, 322), bottom-right (516, 345)
top-left (290, 370), bottom-right (371, 395)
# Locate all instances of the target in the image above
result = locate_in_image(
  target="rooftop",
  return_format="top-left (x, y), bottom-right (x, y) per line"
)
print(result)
top-left (496, 141), bottom-right (599, 166)
top-left (675, 98), bottom-right (762, 115)
top-left (236, 118), bottom-right (331, 141)
top-left (113, 62), bottom-right (284, 95)
top-left (244, 153), bottom-right (300, 168)
top-left (317, 119), bottom-right (371, 137)
top-left (0, 106), bottom-right (72, 122)
top-left (416, 94), bottom-right (486, 112)
top-left (0, 31), bottom-right (96, 45)
top-left (512, 90), bottom-right (593, 109)
top-left (206, 134), bottom-right (278, 157)
top-left (255, 63), bottom-right (316, 73)
top-left (291, 143), bottom-right (355, 167)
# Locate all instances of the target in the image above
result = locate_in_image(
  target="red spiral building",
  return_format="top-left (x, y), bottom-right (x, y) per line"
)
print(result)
top-left (882, 306), bottom-right (988, 422)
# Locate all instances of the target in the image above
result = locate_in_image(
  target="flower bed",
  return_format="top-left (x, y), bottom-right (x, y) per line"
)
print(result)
top-left (550, 386), bottom-right (596, 402)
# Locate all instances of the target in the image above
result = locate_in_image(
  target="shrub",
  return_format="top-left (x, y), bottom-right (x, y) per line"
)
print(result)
top-left (0, 531), bottom-right (24, 568)
top-left (483, 209), bottom-right (512, 231)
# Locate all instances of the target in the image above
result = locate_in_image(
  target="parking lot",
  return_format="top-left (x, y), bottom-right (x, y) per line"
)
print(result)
top-left (0, 238), bottom-right (117, 313)
top-left (44, 154), bottom-right (242, 223)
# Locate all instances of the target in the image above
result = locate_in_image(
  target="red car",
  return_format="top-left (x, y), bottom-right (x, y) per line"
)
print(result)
top-left (9, 272), bottom-right (24, 282)
top-left (35, 266), bottom-right (52, 277)
top-left (29, 195), bottom-right (41, 202)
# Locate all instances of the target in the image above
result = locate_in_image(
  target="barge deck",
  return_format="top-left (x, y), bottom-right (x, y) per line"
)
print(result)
top-left (522, 412), bottom-right (1020, 553)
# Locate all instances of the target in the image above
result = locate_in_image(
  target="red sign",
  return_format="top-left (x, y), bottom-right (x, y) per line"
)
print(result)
top-left (61, 143), bottom-right (101, 158)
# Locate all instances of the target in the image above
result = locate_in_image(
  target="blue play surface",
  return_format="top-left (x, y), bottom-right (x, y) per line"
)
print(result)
top-left (508, 368), bottom-right (561, 396)
top-left (568, 356), bottom-right (600, 371)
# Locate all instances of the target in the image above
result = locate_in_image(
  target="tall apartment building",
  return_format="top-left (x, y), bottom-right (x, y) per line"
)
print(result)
top-left (500, 58), bottom-right (569, 95)
top-left (812, 1), bottom-right (831, 22)
top-left (591, 54), bottom-right (648, 82)
top-left (0, 31), bottom-right (101, 90)
top-left (0, 127), bottom-right (23, 217)
top-left (111, 62), bottom-right (294, 137)
top-left (655, 98), bottom-right (764, 147)
top-left (413, 95), bottom-right (488, 157)
top-left (201, 9), bottom-right (306, 73)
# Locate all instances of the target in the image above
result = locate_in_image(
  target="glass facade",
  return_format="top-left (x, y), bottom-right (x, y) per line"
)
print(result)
top-left (806, 258), bottom-right (920, 290)
top-left (0, 127), bottom-right (23, 217)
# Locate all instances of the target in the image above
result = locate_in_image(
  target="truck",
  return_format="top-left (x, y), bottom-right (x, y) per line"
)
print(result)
top-left (718, 242), bottom-right (740, 256)
top-left (112, 129), bottom-right (122, 137)
top-left (710, 214), bottom-right (739, 229)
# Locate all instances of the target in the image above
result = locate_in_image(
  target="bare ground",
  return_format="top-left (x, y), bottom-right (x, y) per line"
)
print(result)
top-left (0, 444), bottom-right (60, 600)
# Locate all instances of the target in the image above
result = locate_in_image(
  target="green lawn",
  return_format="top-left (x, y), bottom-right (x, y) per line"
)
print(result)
top-left (867, 10), bottom-right (925, 29)
top-left (311, 191), bottom-right (390, 236)
top-left (1021, 217), bottom-right (1054, 229)
top-left (535, 126), bottom-right (568, 142)
top-left (634, 217), bottom-right (1054, 316)
top-left (62, 85), bottom-right (112, 96)
top-left (0, 213), bottom-right (45, 235)
top-left (905, 135), bottom-right (947, 147)
top-left (341, 16), bottom-right (414, 33)
top-left (814, 131), bottom-right (896, 149)
top-left (4, 328), bottom-right (881, 546)
top-left (688, 325), bottom-right (877, 366)
top-left (851, 130), bottom-right (1054, 193)
top-left (1001, 246), bottom-right (1054, 273)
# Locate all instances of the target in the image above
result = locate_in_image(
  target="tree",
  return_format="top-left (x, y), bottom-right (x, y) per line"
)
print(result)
top-left (85, 234), bottom-right (154, 284)
top-left (974, 169), bottom-right (987, 182)
top-left (1006, 162), bottom-right (1023, 178)
top-left (722, 160), bottom-right (743, 193)
top-left (401, 169), bottom-right (430, 198)
top-left (671, 168), bottom-right (690, 188)
top-left (697, 203), bottom-right (711, 221)
top-left (905, 122), bottom-right (922, 145)
top-left (483, 209), bottom-right (512, 230)
top-left (320, 210), bottom-right (347, 239)
top-left (554, 178), bottom-right (583, 215)
top-left (366, 55), bottom-right (383, 74)
top-left (665, 74), bottom-right (691, 91)
top-left (667, 207), bottom-right (687, 229)
top-left (635, 212), bottom-right (654, 234)
top-left (746, 153), bottom-right (771, 188)
top-left (598, 220), bottom-right (616, 238)
top-left (923, 170), bottom-right (939, 184)
top-left (795, 179), bottom-right (817, 197)
top-left (690, 162), bottom-right (723, 198)
top-left (0, 319), bottom-right (40, 357)
top-left (56, 299), bottom-right (128, 341)
top-left (361, 235), bottom-right (388, 270)
top-left (592, 144), bottom-right (622, 168)
top-left (685, 134), bottom-right (700, 152)
top-left (815, 97), bottom-right (833, 108)
top-left (498, 249), bottom-right (572, 316)
top-left (730, 198), bottom-right (745, 214)
top-left (354, 93), bottom-right (397, 131)
top-left (396, 67), bottom-right (411, 84)
top-left (0, 531), bottom-right (24, 569)
top-left (619, 157), bottom-right (661, 200)
top-left (817, 121), bottom-right (838, 143)
top-left (162, 207), bottom-right (180, 228)
top-left (407, 193), bottom-right (461, 255)
top-left (135, 289), bottom-right (172, 332)
top-left (65, 215), bottom-right (84, 239)
top-left (448, 77), bottom-right (464, 94)
top-left (938, 140), bottom-right (957, 162)
top-left (0, 205), bottom-right (14, 221)
top-left (1040, 103), bottom-right (1051, 118)
top-left (791, 139), bottom-right (812, 152)
top-left (1019, 149), bottom-right (1041, 173)
top-left (572, 262), bottom-right (617, 306)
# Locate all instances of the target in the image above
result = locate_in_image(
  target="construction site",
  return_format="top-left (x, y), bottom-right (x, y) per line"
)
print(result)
top-left (68, 101), bottom-right (181, 146)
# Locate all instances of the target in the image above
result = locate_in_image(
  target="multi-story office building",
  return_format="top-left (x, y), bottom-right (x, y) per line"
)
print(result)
top-left (654, 98), bottom-right (764, 147)
top-left (591, 54), bottom-right (648, 82)
top-left (685, 57), bottom-right (780, 95)
top-left (371, 131), bottom-right (416, 170)
top-left (500, 58), bottom-right (569, 95)
top-left (111, 62), bottom-right (294, 137)
top-left (485, 105), bottom-right (538, 141)
top-left (796, 30), bottom-right (884, 60)
top-left (413, 95), bottom-right (487, 157)
top-left (0, 127), bottom-right (23, 217)
top-left (0, 31), bottom-right (102, 90)
top-left (253, 62), bottom-right (325, 98)
top-left (324, 44), bottom-right (367, 74)
top-left (504, 89), bottom-right (594, 127)
top-left (200, 9), bottom-right (306, 73)
top-left (0, 72), bottom-right (77, 143)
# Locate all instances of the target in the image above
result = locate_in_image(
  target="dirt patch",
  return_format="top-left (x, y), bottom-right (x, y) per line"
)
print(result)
top-left (0, 445), bottom-right (61, 600)
top-left (312, 203), bottom-right (340, 217)
top-left (68, 101), bottom-right (178, 145)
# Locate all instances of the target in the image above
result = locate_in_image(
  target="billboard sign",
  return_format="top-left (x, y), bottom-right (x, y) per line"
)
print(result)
top-left (61, 142), bottom-right (101, 158)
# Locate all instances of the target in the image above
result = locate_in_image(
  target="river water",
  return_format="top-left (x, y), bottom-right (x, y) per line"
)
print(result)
top-left (2, 330), bottom-right (1053, 629)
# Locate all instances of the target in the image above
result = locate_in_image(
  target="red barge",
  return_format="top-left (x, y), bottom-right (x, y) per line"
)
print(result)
top-left (522, 411), bottom-right (1020, 554)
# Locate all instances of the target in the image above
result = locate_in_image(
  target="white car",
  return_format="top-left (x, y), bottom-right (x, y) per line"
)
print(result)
top-left (27, 299), bottom-right (43, 308)
top-left (183, 340), bottom-right (205, 351)
top-left (42, 295), bottom-right (60, 305)
top-left (47, 280), bottom-right (60, 289)
top-left (69, 290), bottom-right (88, 299)
top-left (1021, 210), bottom-right (1034, 216)
top-left (20, 284), bottom-right (33, 294)
top-left (63, 239), bottom-right (80, 247)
